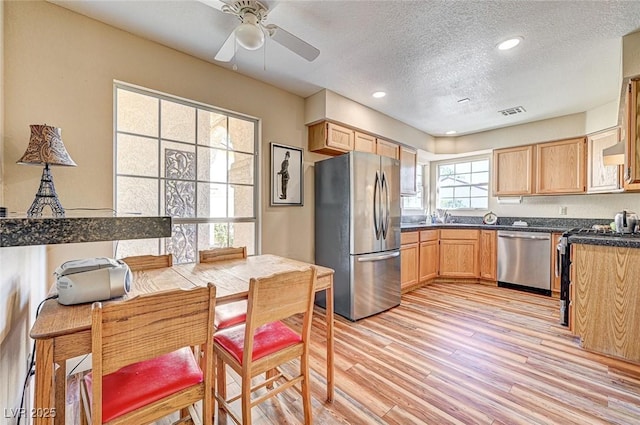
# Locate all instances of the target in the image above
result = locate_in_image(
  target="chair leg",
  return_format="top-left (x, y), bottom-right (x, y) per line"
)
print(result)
top-left (265, 368), bottom-right (278, 389)
top-left (216, 355), bottom-right (227, 408)
top-left (301, 356), bottom-right (312, 424)
top-left (241, 376), bottom-right (252, 425)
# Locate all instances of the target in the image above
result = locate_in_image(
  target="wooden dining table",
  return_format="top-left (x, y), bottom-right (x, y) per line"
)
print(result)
top-left (29, 254), bottom-right (335, 425)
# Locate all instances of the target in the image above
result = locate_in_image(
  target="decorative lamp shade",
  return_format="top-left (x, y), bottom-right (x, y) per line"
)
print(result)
top-left (17, 124), bottom-right (77, 167)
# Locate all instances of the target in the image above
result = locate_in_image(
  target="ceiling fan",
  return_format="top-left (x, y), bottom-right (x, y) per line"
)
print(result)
top-left (203, 0), bottom-right (320, 62)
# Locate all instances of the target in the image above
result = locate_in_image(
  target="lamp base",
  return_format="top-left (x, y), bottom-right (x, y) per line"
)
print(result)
top-left (27, 164), bottom-right (66, 218)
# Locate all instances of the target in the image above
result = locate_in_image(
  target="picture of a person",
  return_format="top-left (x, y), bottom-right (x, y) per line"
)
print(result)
top-left (277, 151), bottom-right (290, 199)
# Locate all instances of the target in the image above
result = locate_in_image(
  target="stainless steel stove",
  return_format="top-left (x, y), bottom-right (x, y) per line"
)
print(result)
top-left (556, 226), bottom-right (640, 326)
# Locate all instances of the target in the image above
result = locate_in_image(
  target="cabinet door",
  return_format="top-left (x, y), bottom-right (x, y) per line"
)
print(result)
top-left (354, 131), bottom-right (376, 153)
top-left (401, 243), bottom-right (419, 291)
top-left (376, 138), bottom-right (399, 159)
top-left (308, 121), bottom-right (353, 155)
top-left (536, 137), bottom-right (586, 194)
top-left (439, 239), bottom-right (479, 278)
top-left (493, 145), bottom-right (535, 195)
top-left (479, 230), bottom-right (497, 281)
top-left (551, 233), bottom-right (561, 296)
top-left (587, 128), bottom-right (621, 193)
top-left (327, 122), bottom-right (355, 151)
top-left (419, 240), bottom-right (438, 282)
top-left (625, 79), bottom-right (640, 189)
top-left (399, 145), bottom-right (417, 195)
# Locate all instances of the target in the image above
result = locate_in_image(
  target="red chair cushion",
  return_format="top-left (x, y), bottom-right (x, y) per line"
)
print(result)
top-left (214, 301), bottom-right (247, 330)
top-left (84, 347), bottom-right (203, 423)
top-left (214, 321), bottom-right (301, 364)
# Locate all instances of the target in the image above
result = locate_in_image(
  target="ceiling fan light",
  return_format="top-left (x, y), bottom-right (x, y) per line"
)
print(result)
top-left (235, 22), bottom-right (265, 50)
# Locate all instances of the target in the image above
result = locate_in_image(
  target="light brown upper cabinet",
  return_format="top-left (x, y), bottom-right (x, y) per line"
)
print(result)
top-left (587, 128), bottom-right (622, 193)
top-left (354, 131), bottom-right (376, 154)
top-left (399, 145), bottom-right (417, 195)
top-left (308, 121), bottom-right (354, 155)
top-left (376, 138), bottom-right (400, 159)
top-left (624, 78), bottom-right (640, 190)
top-left (493, 145), bottom-right (535, 195)
top-left (536, 137), bottom-right (586, 194)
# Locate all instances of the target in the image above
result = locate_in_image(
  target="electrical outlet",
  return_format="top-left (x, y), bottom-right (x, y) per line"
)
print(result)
top-left (559, 206), bottom-right (567, 215)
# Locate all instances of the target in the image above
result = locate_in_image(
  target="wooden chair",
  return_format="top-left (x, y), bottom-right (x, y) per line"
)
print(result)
top-left (199, 247), bottom-right (248, 330)
top-left (121, 253), bottom-right (173, 271)
top-left (214, 267), bottom-right (317, 424)
top-left (80, 283), bottom-right (216, 425)
top-left (198, 246), bottom-right (247, 264)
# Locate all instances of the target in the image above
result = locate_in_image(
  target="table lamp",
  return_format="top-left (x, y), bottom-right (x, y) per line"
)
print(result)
top-left (17, 124), bottom-right (77, 217)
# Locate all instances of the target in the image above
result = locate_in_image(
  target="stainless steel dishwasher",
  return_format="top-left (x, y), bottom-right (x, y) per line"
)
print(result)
top-left (497, 230), bottom-right (551, 294)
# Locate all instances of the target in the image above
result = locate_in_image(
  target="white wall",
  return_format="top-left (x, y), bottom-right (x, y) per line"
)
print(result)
top-left (0, 246), bottom-right (47, 425)
top-left (305, 89), bottom-right (435, 151)
top-left (0, 0), bottom-right (4, 206)
top-left (432, 112), bottom-right (586, 154)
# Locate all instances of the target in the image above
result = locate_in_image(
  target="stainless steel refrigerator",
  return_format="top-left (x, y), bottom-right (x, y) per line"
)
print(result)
top-left (314, 151), bottom-right (401, 321)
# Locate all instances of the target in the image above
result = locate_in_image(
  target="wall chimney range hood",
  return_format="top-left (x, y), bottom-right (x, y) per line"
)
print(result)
top-left (604, 31), bottom-right (640, 167)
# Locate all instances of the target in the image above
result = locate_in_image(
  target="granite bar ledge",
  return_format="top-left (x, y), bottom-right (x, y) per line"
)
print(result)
top-left (0, 216), bottom-right (172, 247)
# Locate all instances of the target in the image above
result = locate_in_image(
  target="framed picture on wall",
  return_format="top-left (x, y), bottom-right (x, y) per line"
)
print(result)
top-left (270, 142), bottom-right (303, 206)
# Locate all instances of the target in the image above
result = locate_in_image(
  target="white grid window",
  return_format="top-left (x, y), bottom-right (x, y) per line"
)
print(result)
top-left (437, 159), bottom-right (489, 209)
top-left (114, 83), bottom-right (259, 263)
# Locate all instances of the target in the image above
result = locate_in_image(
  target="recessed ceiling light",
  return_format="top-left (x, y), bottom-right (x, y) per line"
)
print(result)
top-left (457, 98), bottom-right (470, 103)
top-left (497, 37), bottom-right (523, 51)
top-left (445, 130), bottom-right (457, 135)
top-left (372, 91), bottom-right (386, 98)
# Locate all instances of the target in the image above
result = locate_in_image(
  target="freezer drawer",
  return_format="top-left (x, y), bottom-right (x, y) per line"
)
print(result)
top-left (348, 250), bottom-right (401, 320)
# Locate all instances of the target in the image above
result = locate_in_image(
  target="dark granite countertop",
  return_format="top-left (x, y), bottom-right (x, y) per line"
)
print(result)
top-left (0, 216), bottom-right (172, 247)
top-left (568, 234), bottom-right (640, 248)
top-left (401, 223), bottom-right (570, 233)
top-left (401, 216), bottom-right (611, 235)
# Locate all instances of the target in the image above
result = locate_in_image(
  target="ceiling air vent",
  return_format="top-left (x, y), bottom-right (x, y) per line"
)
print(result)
top-left (498, 106), bottom-right (526, 116)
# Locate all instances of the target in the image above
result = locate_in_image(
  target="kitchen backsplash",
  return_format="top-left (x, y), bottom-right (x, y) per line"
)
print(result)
top-left (401, 214), bottom-right (610, 229)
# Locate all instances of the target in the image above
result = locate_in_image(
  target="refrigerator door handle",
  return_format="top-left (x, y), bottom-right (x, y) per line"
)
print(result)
top-left (381, 172), bottom-right (390, 239)
top-left (373, 171), bottom-right (381, 239)
top-left (356, 251), bottom-right (400, 262)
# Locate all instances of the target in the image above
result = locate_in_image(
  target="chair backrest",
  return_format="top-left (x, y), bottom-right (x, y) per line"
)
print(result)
top-left (92, 284), bottom-right (216, 376)
top-left (245, 267), bottom-right (317, 340)
top-left (121, 253), bottom-right (173, 271)
top-left (199, 247), bottom-right (247, 263)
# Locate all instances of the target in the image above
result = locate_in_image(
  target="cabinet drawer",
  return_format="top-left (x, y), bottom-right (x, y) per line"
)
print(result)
top-left (439, 229), bottom-right (480, 240)
top-left (401, 232), bottom-right (419, 245)
top-left (419, 230), bottom-right (438, 242)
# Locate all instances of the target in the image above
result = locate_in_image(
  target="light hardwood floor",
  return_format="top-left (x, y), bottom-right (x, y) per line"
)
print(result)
top-left (246, 282), bottom-right (640, 425)
top-left (74, 283), bottom-right (640, 424)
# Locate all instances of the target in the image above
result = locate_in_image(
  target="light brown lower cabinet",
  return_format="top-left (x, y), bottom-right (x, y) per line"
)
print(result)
top-left (439, 229), bottom-right (480, 278)
top-left (479, 230), bottom-right (497, 281)
top-left (573, 243), bottom-right (640, 362)
top-left (419, 230), bottom-right (439, 282)
top-left (400, 232), bottom-right (419, 292)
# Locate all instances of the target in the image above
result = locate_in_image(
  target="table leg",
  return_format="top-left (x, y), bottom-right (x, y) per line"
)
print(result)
top-left (54, 361), bottom-right (66, 425)
top-left (325, 283), bottom-right (334, 402)
top-left (34, 339), bottom-right (54, 425)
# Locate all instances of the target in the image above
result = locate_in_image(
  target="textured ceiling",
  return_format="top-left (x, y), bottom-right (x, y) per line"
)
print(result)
top-left (49, 0), bottom-right (640, 137)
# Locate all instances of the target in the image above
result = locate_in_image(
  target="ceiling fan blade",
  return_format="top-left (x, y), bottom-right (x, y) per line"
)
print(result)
top-left (194, 0), bottom-right (228, 12)
top-left (215, 30), bottom-right (236, 62)
top-left (265, 24), bottom-right (319, 61)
